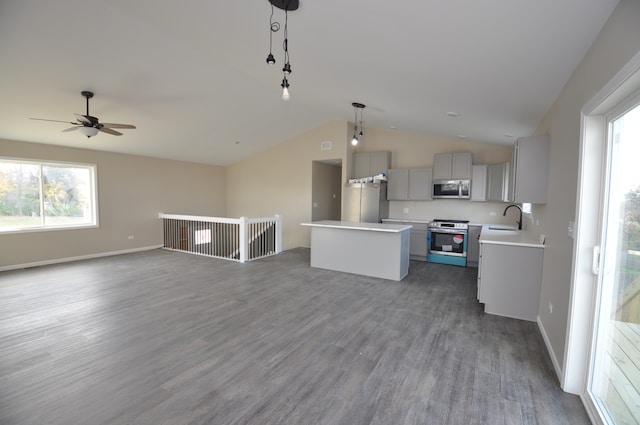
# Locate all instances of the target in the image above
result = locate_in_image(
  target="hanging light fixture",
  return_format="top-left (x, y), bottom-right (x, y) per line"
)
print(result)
top-left (351, 102), bottom-right (365, 146)
top-left (266, 3), bottom-right (278, 65)
top-left (266, 0), bottom-right (299, 100)
top-left (281, 76), bottom-right (290, 101)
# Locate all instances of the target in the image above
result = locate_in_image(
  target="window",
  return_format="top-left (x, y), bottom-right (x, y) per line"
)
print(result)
top-left (0, 158), bottom-right (97, 233)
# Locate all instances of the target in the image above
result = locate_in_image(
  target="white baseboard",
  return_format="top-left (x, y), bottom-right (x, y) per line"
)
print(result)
top-left (537, 315), bottom-right (564, 385)
top-left (0, 245), bottom-right (163, 272)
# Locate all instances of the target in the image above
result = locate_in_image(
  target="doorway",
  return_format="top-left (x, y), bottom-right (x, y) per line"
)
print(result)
top-left (311, 160), bottom-right (342, 221)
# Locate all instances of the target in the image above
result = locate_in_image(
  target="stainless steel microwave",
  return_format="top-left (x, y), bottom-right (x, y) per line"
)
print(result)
top-left (432, 179), bottom-right (471, 199)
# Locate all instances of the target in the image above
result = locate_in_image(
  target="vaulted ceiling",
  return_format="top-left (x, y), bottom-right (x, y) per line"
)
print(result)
top-left (0, 0), bottom-right (619, 166)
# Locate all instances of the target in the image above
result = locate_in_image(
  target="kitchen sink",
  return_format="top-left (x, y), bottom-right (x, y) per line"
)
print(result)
top-left (488, 225), bottom-right (517, 231)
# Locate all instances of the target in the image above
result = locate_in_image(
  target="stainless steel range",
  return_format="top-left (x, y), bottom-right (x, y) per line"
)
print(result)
top-left (427, 219), bottom-right (469, 266)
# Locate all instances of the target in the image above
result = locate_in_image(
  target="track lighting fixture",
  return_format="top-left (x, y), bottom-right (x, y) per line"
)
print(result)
top-left (266, 0), bottom-right (299, 100)
top-left (351, 102), bottom-right (366, 146)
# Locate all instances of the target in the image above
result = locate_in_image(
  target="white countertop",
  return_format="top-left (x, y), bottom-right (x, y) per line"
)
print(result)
top-left (301, 220), bottom-right (412, 233)
top-left (479, 225), bottom-right (545, 248)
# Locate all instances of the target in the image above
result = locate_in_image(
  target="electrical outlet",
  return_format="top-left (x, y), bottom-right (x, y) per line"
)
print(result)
top-left (568, 220), bottom-right (575, 238)
top-left (128, 235), bottom-right (134, 240)
top-left (548, 301), bottom-right (553, 314)
top-left (489, 211), bottom-right (496, 216)
top-left (403, 208), bottom-right (409, 214)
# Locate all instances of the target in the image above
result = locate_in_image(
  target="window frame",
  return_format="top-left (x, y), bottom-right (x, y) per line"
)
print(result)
top-left (0, 157), bottom-right (99, 234)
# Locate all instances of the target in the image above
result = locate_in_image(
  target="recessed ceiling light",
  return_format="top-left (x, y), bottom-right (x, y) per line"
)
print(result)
top-left (457, 135), bottom-right (467, 139)
top-left (390, 125), bottom-right (398, 130)
top-left (446, 112), bottom-right (460, 117)
top-left (503, 133), bottom-right (514, 138)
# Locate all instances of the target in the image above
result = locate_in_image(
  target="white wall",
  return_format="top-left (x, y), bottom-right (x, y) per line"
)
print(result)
top-left (225, 121), bottom-right (350, 250)
top-left (532, 0), bottom-right (640, 387)
top-left (0, 138), bottom-right (226, 268)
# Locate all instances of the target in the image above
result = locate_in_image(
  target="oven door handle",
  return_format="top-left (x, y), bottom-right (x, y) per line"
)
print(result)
top-left (428, 228), bottom-right (468, 234)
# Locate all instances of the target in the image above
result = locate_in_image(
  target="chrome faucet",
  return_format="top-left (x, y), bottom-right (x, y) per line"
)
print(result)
top-left (503, 204), bottom-right (523, 230)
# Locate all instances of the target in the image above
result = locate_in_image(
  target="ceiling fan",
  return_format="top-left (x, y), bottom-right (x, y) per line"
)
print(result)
top-left (30, 91), bottom-right (136, 138)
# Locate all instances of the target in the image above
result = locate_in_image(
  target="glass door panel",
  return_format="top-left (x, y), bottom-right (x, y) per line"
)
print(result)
top-left (590, 103), bottom-right (640, 425)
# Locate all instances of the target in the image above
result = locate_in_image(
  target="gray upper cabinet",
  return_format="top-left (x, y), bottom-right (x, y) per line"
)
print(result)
top-left (487, 163), bottom-right (510, 202)
top-left (433, 152), bottom-right (472, 180)
top-left (387, 168), bottom-right (432, 201)
top-left (353, 151), bottom-right (391, 179)
top-left (370, 151), bottom-right (391, 177)
top-left (353, 153), bottom-right (371, 179)
top-left (471, 165), bottom-right (487, 201)
top-left (408, 168), bottom-right (432, 200)
top-left (509, 136), bottom-right (550, 204)
top-left (387, 169), bottom-right (409, 200)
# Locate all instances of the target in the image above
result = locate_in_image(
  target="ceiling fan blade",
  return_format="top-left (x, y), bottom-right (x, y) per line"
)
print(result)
top-left (100, 123), bottom-right (136, 129)
top-left (98, 127), bottom-right (123, 136)
top-left (62, 126), bottom-right (80, 132)
top-left (30, 118), bottom-right (76, 124)
top-left (74, 113), bottom-right (92, 125)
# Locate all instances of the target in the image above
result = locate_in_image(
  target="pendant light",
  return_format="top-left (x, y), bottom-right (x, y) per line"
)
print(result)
top-left (266, 0), bottom-right (299, 101)
top-left (351, 102), bottom-right (365, 146)
top-left (265, 4), bottom-right (277, 65)
top-left (281, 76), bottom-right (290, 101)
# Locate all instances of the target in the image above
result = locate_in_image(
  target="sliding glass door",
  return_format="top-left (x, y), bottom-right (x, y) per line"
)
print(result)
top-left (589, 101), bottom-right (640, 425)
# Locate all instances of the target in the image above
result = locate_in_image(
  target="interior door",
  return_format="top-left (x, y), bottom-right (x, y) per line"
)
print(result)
top-left (588, 102), bottom-right (640, 425)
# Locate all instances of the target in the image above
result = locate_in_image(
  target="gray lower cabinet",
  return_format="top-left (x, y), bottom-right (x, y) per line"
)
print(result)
top-left (409, 223), bottom-right (428, 260)
top-left (477, 242), bottom-right (543, 321)
top-left (382, 220), bottom-right (428, 261)
top-left (466, 225), bottom-right (481, 267)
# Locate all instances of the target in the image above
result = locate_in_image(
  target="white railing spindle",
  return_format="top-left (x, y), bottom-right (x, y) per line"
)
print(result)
top-left (158, 213), bottom-right (281, 263)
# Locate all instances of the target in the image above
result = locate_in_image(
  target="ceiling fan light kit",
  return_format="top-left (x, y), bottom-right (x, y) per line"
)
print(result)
top-left (78, 126), bottom-right (99, 137)
top-left (266, 0), bottom-right (298, 101)
top-left (30, 91), bottom-right (136, 138)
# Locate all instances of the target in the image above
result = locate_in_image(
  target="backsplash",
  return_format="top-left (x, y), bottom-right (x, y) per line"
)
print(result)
top-left (388, 200), bottom-right (523, 227)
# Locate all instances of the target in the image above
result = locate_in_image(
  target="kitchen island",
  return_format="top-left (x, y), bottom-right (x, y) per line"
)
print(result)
top-left (301, 220), bottom-right (412, 281)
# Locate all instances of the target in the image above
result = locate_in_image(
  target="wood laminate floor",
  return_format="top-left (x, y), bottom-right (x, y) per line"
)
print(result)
top-left (0, 248), bottom-right (590, 425)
